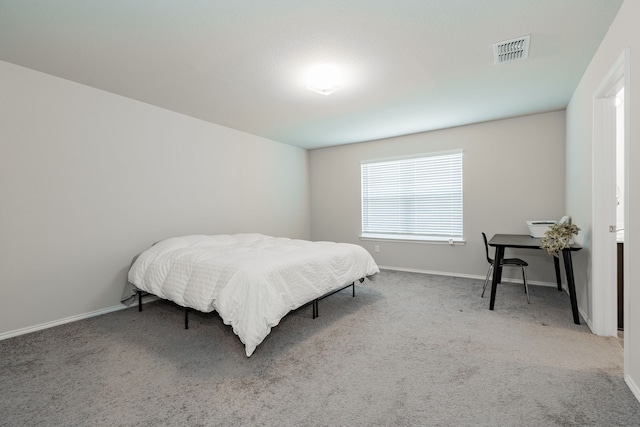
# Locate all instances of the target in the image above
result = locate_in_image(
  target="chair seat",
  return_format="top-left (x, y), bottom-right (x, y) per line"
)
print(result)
top-left (494, 257), bottom-right (528, 267)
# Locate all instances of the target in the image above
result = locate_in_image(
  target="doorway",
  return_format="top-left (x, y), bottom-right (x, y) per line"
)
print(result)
top-left (592, 49), bottom-right (628, 339)
top-left (615, 87), bottom-right (624, 333)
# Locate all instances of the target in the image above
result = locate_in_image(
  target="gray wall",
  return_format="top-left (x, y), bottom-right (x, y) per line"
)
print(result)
top-left (310, 111), bottom-right (566, 284)
top-left (0, 60), bottom-right (310, 336)
top-left (566, 0), bottom-right (640, 399)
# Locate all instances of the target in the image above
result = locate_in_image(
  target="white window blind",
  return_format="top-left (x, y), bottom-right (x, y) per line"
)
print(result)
top-left (361, 150), bottom-right (463, 241)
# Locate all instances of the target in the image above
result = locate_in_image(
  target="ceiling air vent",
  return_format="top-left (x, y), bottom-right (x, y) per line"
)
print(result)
top-left (493, 35), bottom-right (530, 64)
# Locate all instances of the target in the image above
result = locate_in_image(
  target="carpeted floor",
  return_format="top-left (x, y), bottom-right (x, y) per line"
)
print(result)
top-left (1, 270), bottom-right (639, 426)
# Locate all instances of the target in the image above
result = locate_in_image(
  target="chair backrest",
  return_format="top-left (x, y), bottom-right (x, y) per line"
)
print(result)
top-left (482, 232), bottom-right (493, 264)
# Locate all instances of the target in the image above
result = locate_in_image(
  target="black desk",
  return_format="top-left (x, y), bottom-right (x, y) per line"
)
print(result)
top-left (488, 234), bottom-right (581, 325)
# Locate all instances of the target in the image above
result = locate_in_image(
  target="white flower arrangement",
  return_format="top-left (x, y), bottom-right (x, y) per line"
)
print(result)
top-left (540, 222), bottom-right (580, 257)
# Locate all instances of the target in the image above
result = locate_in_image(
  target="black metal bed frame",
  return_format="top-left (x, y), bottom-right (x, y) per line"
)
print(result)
top-left (136, 277), bottom-right (365, 330)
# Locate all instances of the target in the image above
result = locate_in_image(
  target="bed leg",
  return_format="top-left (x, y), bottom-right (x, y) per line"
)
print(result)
top-left (352, 282), bottom-right (355, 297)
top-left (313, 299), bottom-right (318, 319)
top-left (137, 291), bottom-right (143, 312)
top-left (185, 308), bottom-right (189, 329)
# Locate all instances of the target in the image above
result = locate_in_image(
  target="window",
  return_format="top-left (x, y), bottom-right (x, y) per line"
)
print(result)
top-left (361, 150), bottom-right (463, 242)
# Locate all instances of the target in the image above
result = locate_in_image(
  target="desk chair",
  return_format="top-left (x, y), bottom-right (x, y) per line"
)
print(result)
top-left (481, 232), bottom-right (530, 303)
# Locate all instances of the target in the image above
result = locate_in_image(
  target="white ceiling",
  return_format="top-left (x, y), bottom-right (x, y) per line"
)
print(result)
top-left (0, 0), bottom-right (623, 150)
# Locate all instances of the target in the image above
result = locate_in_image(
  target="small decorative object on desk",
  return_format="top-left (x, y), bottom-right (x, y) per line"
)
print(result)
top-left (540, 222), bottom-right (580, 257)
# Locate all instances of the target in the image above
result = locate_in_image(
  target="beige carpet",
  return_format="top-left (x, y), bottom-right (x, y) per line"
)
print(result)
top-left (1, 269), bottom-right (638, 426)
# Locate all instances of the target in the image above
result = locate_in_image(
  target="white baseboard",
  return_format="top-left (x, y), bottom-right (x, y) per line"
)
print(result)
top-left (0, 296), bottom-right (157, 341)
top-left (378, 265), bottom-right (558, 288)
top-left (579, 305), bottom-right (595, 334)
top-left (626, 375), bottom-right (640, 403)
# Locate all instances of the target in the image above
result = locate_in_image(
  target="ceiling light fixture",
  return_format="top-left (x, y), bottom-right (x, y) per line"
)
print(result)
top-left (304, 63), bottom-right (343, 96)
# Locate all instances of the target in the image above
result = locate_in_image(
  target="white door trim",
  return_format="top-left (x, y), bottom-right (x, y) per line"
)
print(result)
top-left (591, 49), bottom-right (628, 337)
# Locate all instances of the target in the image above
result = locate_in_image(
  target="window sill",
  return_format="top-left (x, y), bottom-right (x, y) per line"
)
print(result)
top-left (360, 234), bottom-right (466, 245)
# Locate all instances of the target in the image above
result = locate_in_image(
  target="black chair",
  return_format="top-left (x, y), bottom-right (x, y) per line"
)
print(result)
top-left (481, 232), bottom-right (530, 303)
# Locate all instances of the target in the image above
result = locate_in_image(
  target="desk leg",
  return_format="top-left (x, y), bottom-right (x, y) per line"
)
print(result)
top-left (489, 246), bottom-right (504, 310)
top-left (562, 249), bottom-right (580, 325)
top-left (553, 256), bottom-right (562, 291)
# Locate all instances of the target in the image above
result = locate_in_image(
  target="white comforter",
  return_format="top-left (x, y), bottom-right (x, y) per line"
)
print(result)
top-left (127, 234), bottom-right (379, 356)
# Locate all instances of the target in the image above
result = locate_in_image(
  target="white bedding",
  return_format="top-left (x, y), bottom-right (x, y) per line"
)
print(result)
top-left (127, 234), bottom-right (379, 356)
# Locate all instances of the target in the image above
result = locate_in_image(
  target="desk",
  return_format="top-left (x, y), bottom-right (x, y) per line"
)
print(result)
top-left (488, 234), bottom-right (581, 325)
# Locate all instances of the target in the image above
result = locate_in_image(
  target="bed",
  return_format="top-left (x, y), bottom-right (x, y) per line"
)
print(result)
top-left (123, 233), bottom-right (379, 356)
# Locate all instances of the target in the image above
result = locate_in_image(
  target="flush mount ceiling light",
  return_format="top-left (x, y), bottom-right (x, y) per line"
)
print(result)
top-left (493, 35), bottom-right (531, 64)
top-left (303, 63), bottom-right (343, 95)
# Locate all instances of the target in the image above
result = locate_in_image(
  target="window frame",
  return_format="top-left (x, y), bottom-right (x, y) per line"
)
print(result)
top-left (360, 149), bottom-right (464, 244)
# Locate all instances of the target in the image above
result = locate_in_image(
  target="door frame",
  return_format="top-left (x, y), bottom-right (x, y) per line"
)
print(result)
top-left (591, 49), bottom-right (629, 343)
